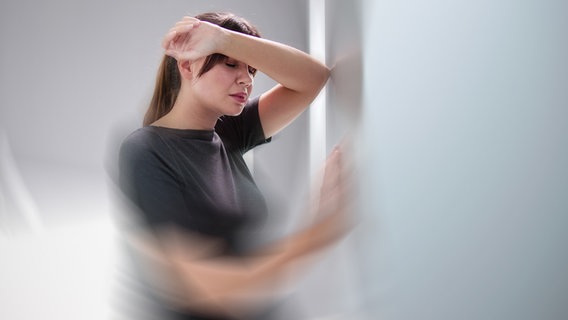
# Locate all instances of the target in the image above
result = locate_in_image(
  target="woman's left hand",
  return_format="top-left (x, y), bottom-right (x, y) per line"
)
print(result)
top-left (162, 16), bottom-right (227, 62)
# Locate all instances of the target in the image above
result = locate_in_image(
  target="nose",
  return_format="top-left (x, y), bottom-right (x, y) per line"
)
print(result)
top-left (237, 66), bottom-right (253, 88)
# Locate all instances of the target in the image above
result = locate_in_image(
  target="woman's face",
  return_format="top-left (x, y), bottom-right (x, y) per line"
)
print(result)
top-left (190, 57), bottom-right (255, 117)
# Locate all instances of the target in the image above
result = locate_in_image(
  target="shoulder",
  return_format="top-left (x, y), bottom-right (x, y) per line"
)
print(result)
top-left (119, 127), bottom-right (166, 164)
top-left (216, 96), bottom-right (271, 152)
top-left (215, 96), bottom-right (263, 138)
top-left (121, 126), bottom-right (168, 149)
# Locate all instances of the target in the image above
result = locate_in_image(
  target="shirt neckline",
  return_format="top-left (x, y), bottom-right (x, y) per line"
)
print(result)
top-left (146, 125), bottom-right (216, 141)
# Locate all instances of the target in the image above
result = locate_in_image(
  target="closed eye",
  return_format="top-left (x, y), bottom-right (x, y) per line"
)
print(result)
top-left (225, 60), bottom-right (256, 76)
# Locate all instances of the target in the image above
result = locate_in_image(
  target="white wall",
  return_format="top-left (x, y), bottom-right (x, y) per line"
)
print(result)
top-left (350, 0), bottom-right (568, 318)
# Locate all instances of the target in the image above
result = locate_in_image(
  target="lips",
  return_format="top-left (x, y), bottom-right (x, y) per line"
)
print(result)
top-left (230, 92), bottom-right (248, 104)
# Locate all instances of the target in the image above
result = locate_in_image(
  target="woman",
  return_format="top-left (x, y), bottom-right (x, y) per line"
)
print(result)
top-left (119, 12), bottom-right (351, 320)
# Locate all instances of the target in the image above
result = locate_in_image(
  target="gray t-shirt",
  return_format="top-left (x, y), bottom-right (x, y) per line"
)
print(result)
top-left (119, 97), bottom-right (271, 253)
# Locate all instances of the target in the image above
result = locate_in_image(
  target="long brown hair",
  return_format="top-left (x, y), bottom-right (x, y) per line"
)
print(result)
top-left (143, 12), bottom-right (261, 126)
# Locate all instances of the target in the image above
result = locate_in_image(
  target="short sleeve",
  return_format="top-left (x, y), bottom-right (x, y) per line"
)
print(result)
top-left (215, 96), bottom-right (271, 153)
top-left (118, 131), bottom-right (186, 229)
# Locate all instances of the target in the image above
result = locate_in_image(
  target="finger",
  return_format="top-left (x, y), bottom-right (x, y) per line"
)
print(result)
top-left (175, 20), bottom-right (192, 27)
top-left (164, 49), bottom-right (177, 58)
top-left (172, 21), bottom-right (200, 33)
top-left (326, 147), bottom-right (342, 180)
top-left (162, 21), bottom-right (200, 49)
top-left (177, 16), bottom-right (199, 25)
top-left (320, 157), bottom-right (341, 199)
top-left (321, 148), bottom-right (348, 208)
top-left (182, 16), bottom-right (199, 22)
top-left (162, 30), bottom-right (177, 49)
top-left (323, 147), bottom-right (341, 179)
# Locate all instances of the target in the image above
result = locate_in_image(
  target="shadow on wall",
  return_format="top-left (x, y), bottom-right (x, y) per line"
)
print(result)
top-left (327, 0), bottom-right (363, 146)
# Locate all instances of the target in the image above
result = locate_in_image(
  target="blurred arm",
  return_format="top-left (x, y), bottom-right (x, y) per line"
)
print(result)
top-left (129, 214), bottom-right (345, 318)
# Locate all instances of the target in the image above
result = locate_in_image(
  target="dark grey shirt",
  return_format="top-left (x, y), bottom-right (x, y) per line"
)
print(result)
top-left (117, 98), bottom-right (300, 320)
top-left (119, 96), bottom-right (271, 253)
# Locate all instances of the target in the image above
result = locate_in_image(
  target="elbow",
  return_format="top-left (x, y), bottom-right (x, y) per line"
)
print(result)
top-left (304, 65), bottom-right (330, 97)
top-left (317, 65), bottom-right (331, 90)
top-left (313, 65), bottom-right (330, 97)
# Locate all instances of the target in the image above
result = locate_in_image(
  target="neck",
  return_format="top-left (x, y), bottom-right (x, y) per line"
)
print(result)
top-left (152, 87), bottom-right (219, 130)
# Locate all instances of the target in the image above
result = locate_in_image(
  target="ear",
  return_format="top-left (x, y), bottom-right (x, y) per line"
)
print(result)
top-left (177, 60), bottom-right (194, 80)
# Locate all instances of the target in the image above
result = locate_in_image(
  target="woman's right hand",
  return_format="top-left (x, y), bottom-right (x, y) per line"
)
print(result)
top-left (161, 16), bottom-right (228, 62)
top-left (302, 146), bottom-right (355, 252)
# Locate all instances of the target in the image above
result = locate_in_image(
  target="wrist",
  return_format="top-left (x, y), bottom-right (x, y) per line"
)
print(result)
top-left (215, 26), bottom-right (233, 56)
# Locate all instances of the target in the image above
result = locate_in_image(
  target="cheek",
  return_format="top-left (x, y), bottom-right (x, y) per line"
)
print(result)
top-left (206, 64), bottom-right (234, 82)
top-left (195, 71), bottom-right (231, 92)
top-left (215, 69), bottom-right (236, 85)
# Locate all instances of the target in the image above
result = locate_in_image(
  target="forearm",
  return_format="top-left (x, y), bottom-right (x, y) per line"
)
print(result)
top-left (218, 28), bottom-right (330, 94)
top-left (127, 207), bottom-right (348, 317)
top-left (174, 231), bottom-right (310, 297)
top-left (167, 222), bottom-right (338, 316)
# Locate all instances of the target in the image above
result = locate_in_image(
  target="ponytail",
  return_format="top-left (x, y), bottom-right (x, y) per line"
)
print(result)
top-left (143, 55), bottom-right (181, 126)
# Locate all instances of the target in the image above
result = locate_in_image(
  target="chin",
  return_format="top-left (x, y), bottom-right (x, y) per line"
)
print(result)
top-left (226, 105), bottom-right (245, 117)
top-left (227, 110), bottom-right (244, 117)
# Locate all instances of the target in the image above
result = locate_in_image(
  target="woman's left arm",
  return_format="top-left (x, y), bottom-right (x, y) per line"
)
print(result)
top-left (220, 30), bottom-right (330, 138)
top-left (164, 17), bottom-right (330, 138)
